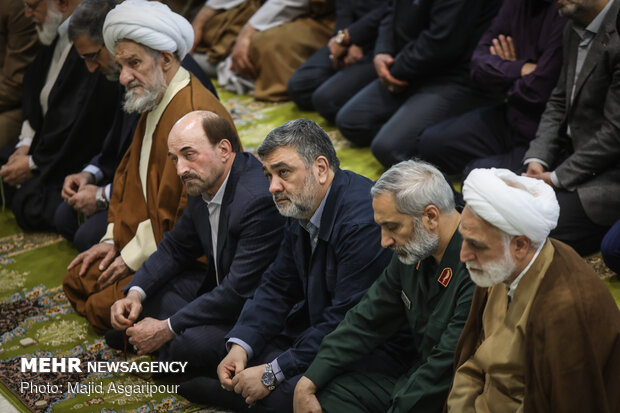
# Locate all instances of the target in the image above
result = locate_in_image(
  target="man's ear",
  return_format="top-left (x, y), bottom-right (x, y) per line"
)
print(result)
top-left (314, 156), bottom-right (330, 184)
top-left (512, 236), bottom-right (532, 260)
top-left (159, 51), bottom-right (176, 72)
top-left (423, 204), bottom-right (440, 231)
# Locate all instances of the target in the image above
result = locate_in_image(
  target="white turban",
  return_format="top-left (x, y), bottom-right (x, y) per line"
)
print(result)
top-left (462, 168), bottom-right (559, 244)
top-left (103, 0), bottom-right (193, 59)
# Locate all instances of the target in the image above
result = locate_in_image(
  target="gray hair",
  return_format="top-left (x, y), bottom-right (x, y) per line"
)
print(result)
top-left (69, 0), bottom-right (119, 44)
top-left (371, 160), bottom-right (455, 216)
top-left (257, 119), bottom-right (340, 171)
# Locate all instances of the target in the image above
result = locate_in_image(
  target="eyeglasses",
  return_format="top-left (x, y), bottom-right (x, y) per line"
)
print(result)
top-left (79, 47), bottom-right (103, 63)
top-left (23, 0), bottom-right (43, 11)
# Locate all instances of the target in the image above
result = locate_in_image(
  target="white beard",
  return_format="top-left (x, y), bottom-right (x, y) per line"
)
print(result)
top-left (36, 5), bottom-right (64, 46)
top-left (466, 242), bottom-right (516, 287)
top-left (392, 218), bottom-right (439, 265)
top-left (122, 66), bottom-right (167, 113)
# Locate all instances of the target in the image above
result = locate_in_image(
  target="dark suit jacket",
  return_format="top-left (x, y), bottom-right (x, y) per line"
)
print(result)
top-left (373, 0), bottom-right (501, 82)
top-left (126, 152), bottom-right (285, 333)
top-left (227, 169), bottom-right (393, 379)
top-left (524, 0), bottom-right (620, 226)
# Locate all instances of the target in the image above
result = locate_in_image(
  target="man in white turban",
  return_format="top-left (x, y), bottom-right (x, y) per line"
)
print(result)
top-left (63, 0), bottom-right (234, 334)
top-left (447, 168), bottom-right (620, 413)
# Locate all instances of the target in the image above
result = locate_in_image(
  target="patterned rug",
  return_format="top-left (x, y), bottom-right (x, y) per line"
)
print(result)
top-left (1, 87), bottom-right (618, 413)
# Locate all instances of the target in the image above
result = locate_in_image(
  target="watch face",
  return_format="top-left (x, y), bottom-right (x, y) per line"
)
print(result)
top-left (261, 371), bottom-right (274, 386)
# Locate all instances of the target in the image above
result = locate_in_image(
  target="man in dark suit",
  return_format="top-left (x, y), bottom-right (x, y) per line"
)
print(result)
top-left (178, 119), bottom-right (398, 413)
top-left (523, 0), bottom-right (620, 255)
top-left (0, 0), bottom-right (119, 231)
top-left (53, 0), bottom-right (218, 252)
top-left (333, 0), bottom-right (502, 167)
top-left (107, 110), bottom-right (285, 376)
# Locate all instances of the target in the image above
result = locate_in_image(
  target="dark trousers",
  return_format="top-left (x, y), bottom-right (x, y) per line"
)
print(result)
top-left (0, 144), bottom-right (62, 231)
top-left (319, 371), bottom-right (398, 413)
top-left (551, 190), bottom-right (610, 256)
top-left (287, 45), bottom-right (377, 122)
top-left (335, 78), bottom-right (499, 167)
top-left (179, 337), bottom-right (300, 413)
top-left (141, 269), bottom-right (231, 377)
top-left (601, 220), bottom-right (620, 274)
top-left (54, 202), bottom-right (108, 252)
top-left (417, 104), bottom-right (530, 179)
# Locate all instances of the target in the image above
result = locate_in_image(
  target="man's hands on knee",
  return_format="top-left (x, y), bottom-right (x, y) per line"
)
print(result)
top-left (0, 154), bottom-right (33, 186)
top-left (62, 171), bottom-right (95, 201)
top-left (126, 317), bottom-right (174, 355)
top-left (110, 289), bottom-right (143, 330)
top-left (373, 53), bottom-right (408, 93)
top-left (230, 24), bottom-right (257, 78)
top-left (67, 242), bottom-right (118, 276)
top-left (97, 254), bottom-right (132, 289)
top-left (69, 184), bottom-right (99, 216)
top-left (294, 376), bottom-right (321, 413)
top-left (232, 364), bottom-right (270, 404)
top-left (217, 344), bottom-right (248, 390)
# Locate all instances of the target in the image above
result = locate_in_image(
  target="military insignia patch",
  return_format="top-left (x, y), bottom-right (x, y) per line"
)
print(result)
top-left (437, 268), bottom-right (453, 287)
top-left (416, 261), bottom-right (421, 270)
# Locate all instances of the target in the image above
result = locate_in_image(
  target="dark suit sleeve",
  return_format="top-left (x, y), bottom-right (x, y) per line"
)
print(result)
top-left (346, 2), bottom-right (387, 47)
top-left (523, 29), bottom-right (571, 167)
top-left (553, 58), bottom-right (620, 189)
top-left (374, 0), bottom-right (396, 56)
top-left (226, 227), bottom-right (305, 355)
top-left (275, 222), bottom-right (392, 378)
top-left (389, 0), bottom-right (490, 81)
top-left (168, 194), bottom-right (284, 332)
top-left (304, 257), bottom-right (406, 388)
top-left (126, 202), bottom-right (204, 296)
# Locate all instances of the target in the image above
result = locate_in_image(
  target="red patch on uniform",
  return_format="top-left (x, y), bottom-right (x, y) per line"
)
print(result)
top-left (416, 261), bottom-right (421, 270)
top-left (437, 268), bottom-right (453, 287)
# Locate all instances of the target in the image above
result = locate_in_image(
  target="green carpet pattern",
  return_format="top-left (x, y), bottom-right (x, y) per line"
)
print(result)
top-left (1, 86), bottom-right (619, 413)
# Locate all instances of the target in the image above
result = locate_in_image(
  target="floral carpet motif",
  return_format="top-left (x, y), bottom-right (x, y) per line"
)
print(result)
top-left (0, 86), bottom-right (618, 413)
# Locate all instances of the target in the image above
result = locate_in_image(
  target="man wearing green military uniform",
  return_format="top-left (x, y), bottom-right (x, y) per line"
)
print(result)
top-left (294, 160), bottom-right (474, 413)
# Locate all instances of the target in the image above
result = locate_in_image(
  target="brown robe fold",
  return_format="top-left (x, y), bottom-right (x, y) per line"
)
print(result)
top-left (63, 73), bottom-right (234, 332)
top-left (447, 239), bottom-right (620, 413)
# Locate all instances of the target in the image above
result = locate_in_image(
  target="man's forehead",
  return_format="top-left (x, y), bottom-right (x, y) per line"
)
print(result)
top-left (262, 146), bottom-right (303, 169)
top-left (114, 40), bottom-right (147, 58)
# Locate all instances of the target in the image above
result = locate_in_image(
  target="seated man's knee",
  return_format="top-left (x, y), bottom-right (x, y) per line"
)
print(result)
top-left (312, 86), bottom-right (339, 123)
top-left (54, 202), bottom-right (77, 241)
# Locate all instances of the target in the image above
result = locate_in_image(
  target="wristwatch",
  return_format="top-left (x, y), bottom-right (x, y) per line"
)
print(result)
top-left (95, 186), bottom-right (109, 210)
top-left (335, 29), bottom-right (349, 46)
top-left (261, 363), bottom-right (278, 391)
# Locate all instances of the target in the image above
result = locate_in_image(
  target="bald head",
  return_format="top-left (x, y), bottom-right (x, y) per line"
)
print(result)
top-left (167, 111), bottom-right (239, 196)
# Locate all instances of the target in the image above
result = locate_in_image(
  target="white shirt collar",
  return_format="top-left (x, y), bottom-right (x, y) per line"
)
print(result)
top-left (202, 168), bottom-right (231, 205)
top-left (507, 241), bottom-right (545, 300)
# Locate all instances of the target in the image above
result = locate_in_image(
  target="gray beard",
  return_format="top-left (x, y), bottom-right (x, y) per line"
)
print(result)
top-left (392, 218), bottom-right (439, 265)
top-left (36, 7), bottom-right (64, 46)
top-left (122, 67), bottom-right (167, 114)
top-left (272, 173), bottom-right (319, 220)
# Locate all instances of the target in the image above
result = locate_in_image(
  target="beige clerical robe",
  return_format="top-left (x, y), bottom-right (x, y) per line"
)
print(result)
top-left (448, 241), bottom-right (554, 413)
top-left (63, 67), bottom-right (235, 333)
top-left (448, 238), bottom-right (620, 413)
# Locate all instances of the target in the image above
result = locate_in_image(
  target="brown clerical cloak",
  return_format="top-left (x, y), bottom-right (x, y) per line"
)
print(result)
top-left (448, 239), bottom-right (620, 413)
top-left (63, 70), bottom-right (234, 332)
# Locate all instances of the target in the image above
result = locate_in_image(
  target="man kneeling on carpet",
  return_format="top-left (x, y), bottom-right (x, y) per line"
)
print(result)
top-left (63, 0), bottom-right (233, 333)
top-left (446, 168), bottom-right (620, 413)
top-left (177, 119), bottom-right (402, 413)
top-left (105, 110), bottom-right (284, 377)
top-left (293, 160), bottom-right (475, 413)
